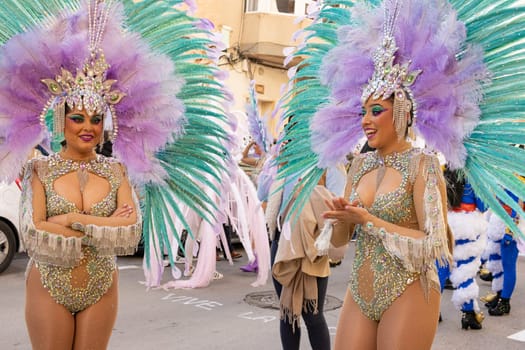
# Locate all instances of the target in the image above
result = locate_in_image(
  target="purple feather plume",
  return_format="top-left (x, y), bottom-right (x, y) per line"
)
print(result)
top-left (245, 80), bottom-right (270, 152)
top-left (0, 1), bottom-right (185, 184)
top-left (312, 0), bottom-right (489, 169)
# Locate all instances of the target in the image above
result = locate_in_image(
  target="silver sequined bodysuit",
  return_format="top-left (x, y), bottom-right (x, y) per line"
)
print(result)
top-left (31, 154), bottom-right (122, 314)
top-left (348, 149), bottom-right (440, 321)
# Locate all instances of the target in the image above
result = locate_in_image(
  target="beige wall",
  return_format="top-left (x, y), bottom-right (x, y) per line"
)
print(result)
top-left (241, 12), bottom-right (309, 48)
top-left (195, 0), bottom-right (244, 48)
top-left (195, 0), bottom-right (306, 143)
top-left (222, 59), bottom-right (287, 140)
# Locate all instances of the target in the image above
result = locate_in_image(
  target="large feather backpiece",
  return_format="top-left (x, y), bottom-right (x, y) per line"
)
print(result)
top-left (450, 0), bottom-right (525, 237)
top-left (0, 0), bottom-right (232, 286)
top-left (277, 0), bottom-right (525, 238)
top-left (275, 0), bottom-right (372, 220)
top-left (124, 1), bottom-right (233, 286)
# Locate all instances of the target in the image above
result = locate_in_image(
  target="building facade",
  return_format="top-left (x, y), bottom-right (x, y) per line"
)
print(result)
top-left (194, 0), bottom-right (312, 144)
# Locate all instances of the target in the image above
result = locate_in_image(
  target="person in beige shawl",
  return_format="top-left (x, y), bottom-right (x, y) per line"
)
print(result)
top-left (268, 171), bottom-right (338, 350)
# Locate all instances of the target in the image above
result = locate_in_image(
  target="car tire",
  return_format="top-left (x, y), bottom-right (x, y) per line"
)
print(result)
top-left (0, 221), bottom-right (16, 273)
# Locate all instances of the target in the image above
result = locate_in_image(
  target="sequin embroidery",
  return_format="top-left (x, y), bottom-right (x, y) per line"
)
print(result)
top-left (33, 153), bottom-right (121, 314)
top-left (348, 148), bottom-right (439, 321)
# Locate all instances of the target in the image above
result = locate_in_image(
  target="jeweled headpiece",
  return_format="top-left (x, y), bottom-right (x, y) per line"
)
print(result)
top-left (40, 0), bottom-right (125, 144)
top-left (0, 0), bottom-right (187, 183)
top-left (361, 0), bottom-right (422, 140)
top-left (312, 0), bottom-right (490, 168)
top-left (361, 2), bottom-right (422, 103)
top-left (41, 51), bottom-right (125, 116)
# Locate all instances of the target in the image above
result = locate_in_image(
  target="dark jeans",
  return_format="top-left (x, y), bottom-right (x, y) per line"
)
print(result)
top-left (271, 231), bottom-right (331, 350)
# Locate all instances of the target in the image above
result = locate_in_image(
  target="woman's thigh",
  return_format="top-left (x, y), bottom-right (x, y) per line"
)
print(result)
top-left (334, 289), bottom-right (378, 350)
top-left (73, 271), bottom-right (119, 350)
top-left (25, 265), bottom-right (75, 350)
top-left (378, 282), bottom-right (441, 350)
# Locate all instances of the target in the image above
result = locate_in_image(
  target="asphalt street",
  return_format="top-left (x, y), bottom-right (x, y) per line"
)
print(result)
top-left (1, 245), bottom-right (524, 350)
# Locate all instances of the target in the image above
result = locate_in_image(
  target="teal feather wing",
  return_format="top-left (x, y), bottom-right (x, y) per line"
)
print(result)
top-left (0, 0), bottom-right (81, 43)
top-left (452, 0), bottom-right (525, 238)
top-left (121, 0), bottom-right (231, 278)
top-left (0, 0), bottom-right (232, 285)
top-left (276, 0), bottom-right (376, 220)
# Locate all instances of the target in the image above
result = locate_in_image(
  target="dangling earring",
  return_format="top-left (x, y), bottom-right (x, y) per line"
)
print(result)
top-left (105, 107), bottom-right (117, 142)
top-left (393, 89), bottom-right (412, 141)
top-left (52, 102), bottom-right (66, 152)
top-left (53, 101), bottom-right (65, 136)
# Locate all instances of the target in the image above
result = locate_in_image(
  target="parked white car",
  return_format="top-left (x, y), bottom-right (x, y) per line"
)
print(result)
top-left (0, 181), bottom-right (22, 273)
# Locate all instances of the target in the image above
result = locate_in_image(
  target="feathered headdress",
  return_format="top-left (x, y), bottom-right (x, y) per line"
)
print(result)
top-left (0, 0), bottom-right (185, 184)
top-left (39, 0), bottom-right (126, 144)
top-left (274, 0), bottom-right (372, 218)
top-left (0, 0), bottom-right (234, 287)
top-left (277, 0), bottom-right (525, 236)
top-left (313, 0), bottom-right (489, 169)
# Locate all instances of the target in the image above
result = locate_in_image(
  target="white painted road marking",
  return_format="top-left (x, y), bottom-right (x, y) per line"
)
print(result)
top-left (508, 329), bottom-right (525, 342)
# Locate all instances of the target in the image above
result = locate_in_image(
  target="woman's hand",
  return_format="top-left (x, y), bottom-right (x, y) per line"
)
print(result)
top-left (323, 197), bottom-right (372, 225)
top-left (47, 204), bottom-right (134, 227)
top-left (111, 204), bottom-right (134, 218)
top-left (47, 214), bottom-right (70, 227)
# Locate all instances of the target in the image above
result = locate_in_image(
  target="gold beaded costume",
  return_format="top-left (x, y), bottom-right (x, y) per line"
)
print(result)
top-left (346, 148), bottom-right (448, 321)
top-left (21, 154), bottom-right (142, 314)
top-left (0, 0), bottom-right (236, 294)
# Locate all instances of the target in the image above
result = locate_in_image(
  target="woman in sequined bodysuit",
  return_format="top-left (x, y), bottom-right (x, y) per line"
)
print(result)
top-left (323, 96), bottom-right (451, 350)
top-left (0, 0), bottom-right (233, 349)
top-left (23, 105), bottom-right (142, 349)
top-left (273, 0), bottom-right (524, 348)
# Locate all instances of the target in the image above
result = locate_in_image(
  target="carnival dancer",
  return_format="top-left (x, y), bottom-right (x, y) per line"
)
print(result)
top-left (0, 0), bottom-right (233, 347)
top-left (273, 0), bottom-right (525, 349)
top-left (238, 80), bottom-right (274, 273)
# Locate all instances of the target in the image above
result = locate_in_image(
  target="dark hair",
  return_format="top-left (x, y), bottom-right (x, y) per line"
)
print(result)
top-left (360, 141), bottom-right (375, 153)
top-left (96, 140), bottom-right (113, 157)
top-left (443, 166), bottom-right (465, 208)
